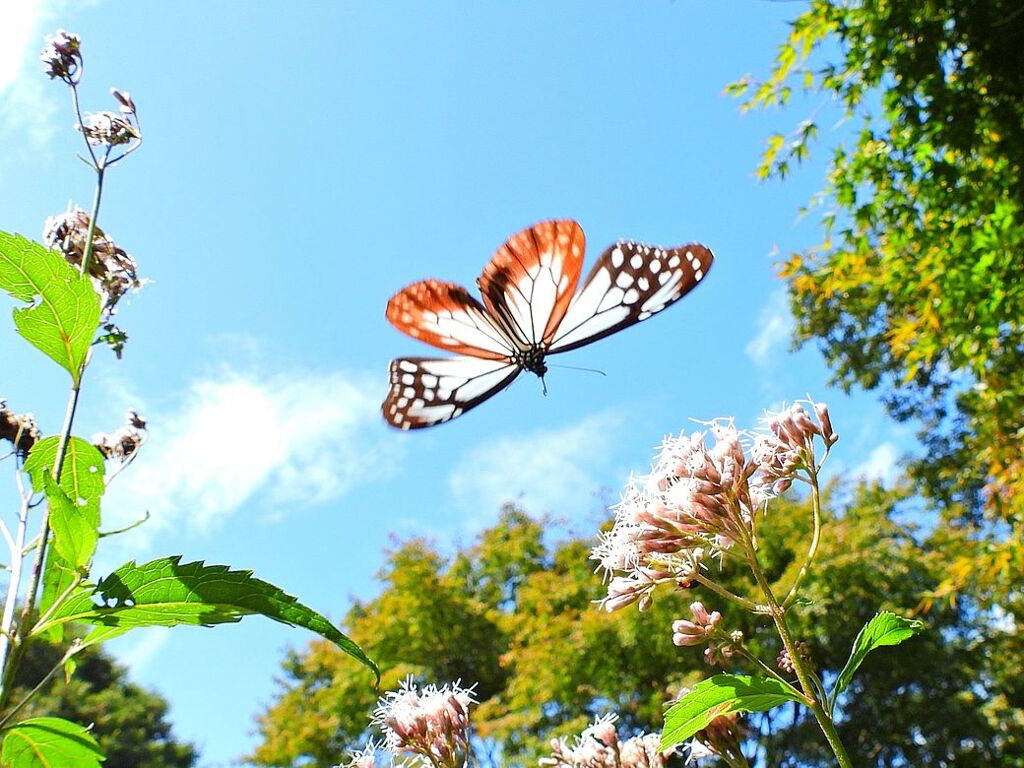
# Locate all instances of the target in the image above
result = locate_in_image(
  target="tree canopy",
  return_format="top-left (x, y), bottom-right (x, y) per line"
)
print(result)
top-left (9, 631), bottom-right (196, 768)
top-left (729, 0), bottom-right (1024, 601)
top-left (252, 495), bottom-right (1018, 767)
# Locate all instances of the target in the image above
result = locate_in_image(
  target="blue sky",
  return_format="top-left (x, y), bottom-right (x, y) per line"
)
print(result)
top-left (0, 2), bottom-right (913, 765)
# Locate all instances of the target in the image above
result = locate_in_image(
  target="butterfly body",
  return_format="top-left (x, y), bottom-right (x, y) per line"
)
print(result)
top-left (383, 220), bottom-right (712, 429)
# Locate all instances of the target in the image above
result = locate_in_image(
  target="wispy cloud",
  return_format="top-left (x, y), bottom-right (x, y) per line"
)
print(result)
top-left (745, 287), bottom-right (794, 369)
top-left (111, 626), bottom-right (171, 675)
top-left (102, 366), bottom-right (400, 550)
top-left (0, 1), bottom-right (59, 156)
top-left (852, 441), bottom-right (901, 486)
top-left (448, 412), bottom-right (620, 522)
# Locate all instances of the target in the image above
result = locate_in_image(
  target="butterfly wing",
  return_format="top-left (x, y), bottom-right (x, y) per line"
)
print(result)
top-left (385, 279), bottom-right (517, 359)
top-left (477, 220), bottom-right (586, 348)
top-left (549, 242), bottom-right (713, 354)
top-left (382, 356), bottom-right (522, 429)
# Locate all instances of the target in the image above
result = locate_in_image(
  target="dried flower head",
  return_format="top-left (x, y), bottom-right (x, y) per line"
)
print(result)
top-left (371, 678), bottom-right (475, 768)
top-left (43, 207), bottom-right (143, 315)
top-left (41, 29), bottom-right (82, 84)
top-left (77, 110), bottom-right (140, 147)
top-left (92, 411), bottom-right (147, 464)
top-left (0, 401), bottom-right (41, 458)
top-left (111, 88), bottom-right (137, 115)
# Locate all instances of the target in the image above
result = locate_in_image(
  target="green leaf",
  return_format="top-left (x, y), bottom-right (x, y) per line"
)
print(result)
top-left (37, 557), bottom-right (379, 682)
top-left (661, 675), bottom-right (802, 750)
top-left (0, 717), bottom-right (104, 768)
top-left (41, 474), bottom-right (98, 570)
top-left (0, 232), bottom-right (101, 384)
top-left (38, 551), bottom-right (79, 643)
top-left (24, 437), bottom-right (105, 526)
top-left (24, 437), bottom-right (105, 573)
top-left (831, 611), bottom-right (925, 710)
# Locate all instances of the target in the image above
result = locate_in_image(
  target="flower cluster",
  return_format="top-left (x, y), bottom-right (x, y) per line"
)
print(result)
top-left (43, 207), bottom-right (143, 315)
top-left (370, 678), bottom-right (475, 768)
top-left (92, 411), bottom-right (147, 464)
top-left (0, 401), bottom-right (40, 458)
top-left (40, 29), bottom-right (82, 84)
top-left (540, 715), bottom-right (673, 768)
top-left (593, 401), bottom-right (836, 612)
top-left (78, 89), bottom-right (140, 149)
top-left (776, 641), bottom-right (810, 675)
top-left (683, 714), bottom-right (745, 766)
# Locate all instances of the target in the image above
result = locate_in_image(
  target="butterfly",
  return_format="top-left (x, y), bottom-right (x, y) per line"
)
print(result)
top-left (382, 219), bottom-right (713, 429)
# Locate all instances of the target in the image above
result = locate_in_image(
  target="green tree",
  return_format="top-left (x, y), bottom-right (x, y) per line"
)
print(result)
top-left (729, 0), bottom-right (1024, 600)
top-left (252, 496), bottom-right (1016, 767)
top-left (8, 632), bottom-right (196, 768)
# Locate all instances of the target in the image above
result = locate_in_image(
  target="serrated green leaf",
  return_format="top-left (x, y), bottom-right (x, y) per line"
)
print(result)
top-left (830, 611), bottom-right (925, 710)
top-left (0, 232), bottom-right (101, 384)
top-left (37, 556), bottom-right (379, 682)
top-left (41, 474), bottom-right (98, 569)
top-left (0, 717), bottom-right (104, 768)
top-left (660, 675), bottom-right (801, 750)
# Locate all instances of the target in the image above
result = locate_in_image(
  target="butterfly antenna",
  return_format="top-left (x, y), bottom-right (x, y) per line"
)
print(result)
top-left (547, 363), bottom-right (608, 377)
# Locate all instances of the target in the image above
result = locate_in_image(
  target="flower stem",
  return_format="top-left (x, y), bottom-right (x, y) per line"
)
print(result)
top-left (0, 486), bottom-right (32, 677)
top-left (0, 143), bottom-right (106, 710)
top-left (692, 573), bottom-right (760, 612)
top-left (0, 641), bottom-right (82, 730)
top-left (0, 385), bottom-right (81, 711)
top-left (745, 546), bottom-right (853, 768)
top-left (782, 466), bottom-right (823, 609)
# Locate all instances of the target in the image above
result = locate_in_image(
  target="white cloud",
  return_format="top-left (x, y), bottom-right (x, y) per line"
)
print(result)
top-left (111, 626), bottom-right (171, 675)
top-left (746, 288), bottom-right (794, 368)
top-left (852, 441), bottom-right (901, 486)
top-left (102, 366), bottom-right (400, 549)
top-left (448, 412), bottom-right (620, 520)
top-left (0, 1), bottom-right (59, 153)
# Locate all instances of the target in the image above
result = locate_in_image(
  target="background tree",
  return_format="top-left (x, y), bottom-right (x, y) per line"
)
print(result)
top-left (728, 0), bottom-right (1024, 601)
top-left (9, 631), bottom-right (196, 768)
top-left (252, 495), bottom-right (1017, 767)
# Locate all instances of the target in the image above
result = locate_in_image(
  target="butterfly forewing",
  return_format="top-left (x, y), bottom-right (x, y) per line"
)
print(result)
top-left (549, 242), bottom-right (713, 354)
top-left (477, 220), bottom-right (585, 347)
top-left (382, 356), bottom-right (521, 429)
top-left (386, 280), bottom-right (516, 359)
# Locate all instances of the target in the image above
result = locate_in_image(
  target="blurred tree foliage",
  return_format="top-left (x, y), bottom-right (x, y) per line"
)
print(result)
top-left (728, 0), bottom-right (1024, 601)
top-left (251, 498), bottom-right (1019, 767)
top-left (10, 632), bottom-right (196, 767)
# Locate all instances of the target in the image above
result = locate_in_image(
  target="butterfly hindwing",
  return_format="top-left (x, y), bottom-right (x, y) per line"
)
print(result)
top-left (477, 220), bottom-right (585, 348)
top-left (386, 279), bottom-right (515, 359)
top-left (382, 356), bottom-right (522, 430)
top-left (549, 242), bottom-right (713, 354)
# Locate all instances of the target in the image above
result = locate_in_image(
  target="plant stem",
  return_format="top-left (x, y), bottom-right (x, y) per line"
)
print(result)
top-left (782, 467), bottom-right (823, 608)
top-left (79, 166), bottom-right (105, 276)
top-left (0, 642), bottom-right (81, 730)
top-left (692, 573), bottom-right (761, 612)
top-left (0, 130), bottom-right (106, 709)
top-left (745, 547), bottom-right (853, 768)
top-left (0, 490), bottom-right (32, 676)
top-left (0, 385), bottom-right (81, 711)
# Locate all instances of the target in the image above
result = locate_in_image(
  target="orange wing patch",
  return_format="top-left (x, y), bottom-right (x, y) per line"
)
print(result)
top-left (477, 220), bottom-right (585, 345)
top-left (385, 279), bottom-right (514, 359)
